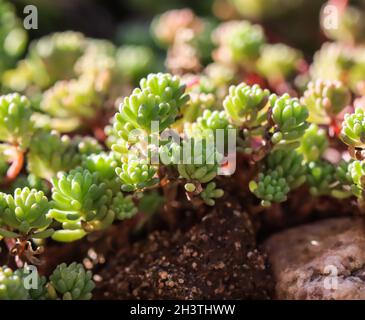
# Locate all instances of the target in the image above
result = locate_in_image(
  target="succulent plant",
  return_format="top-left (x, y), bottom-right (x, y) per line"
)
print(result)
top-left (199, 181), bottom-right (224, 206)
top-left (250, 149), bottom-right (306, 206)
top-left (14, 266), bottom-right (47, 300)
top-left (298, 124), bottom-right (328, 162)
top-left (269, 93), bottom-right (309, 148)
top-left (48, 262), bottom-right (95, 300)
top-left (0, 187), bottom-right (52, 239)
top-left (0, 266), bottom-right (29, 300)
top-left (223, 83), bottom-right (270, 127)
top-left (226, 21), bottom-right (266, 65)
top-left (0, 0), bottom-right (27, 75)
top-left (191, 110), bottom-right (234, 141)
top-left (27, 31), bottom-right (86, 87)
top-left (2, 2), bottom-right (365, 300)
top-left (249, 170), bottom-right (290, 207)
top-left (256, 44), bottom-right (302, 82)
top-left (49, 168), bottom-right (113, 241)
top-left (115, 158), bottom-right (159, 192)
top-left (27, 130), bottom-right (83, 181)
top-left (151, 8), bottom-right (202, 48)
top-left (0, 93), bottom-right (34, 149)
top-left (341, 107), bottom-right (365, 150)
top-left (347, 160), bottom-right (365, 198)
top-left (116, 45), bottom-right (158, 82)
top-left (113, 73), bottom-right (189, 141)
top-left (306, 161), bottom-right (335, 197)
top-left (302, 80), bottom-right (351, 125)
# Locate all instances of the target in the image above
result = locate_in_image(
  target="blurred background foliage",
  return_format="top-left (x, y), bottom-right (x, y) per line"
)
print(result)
top-left (11, 0), bottom-right (325, 53)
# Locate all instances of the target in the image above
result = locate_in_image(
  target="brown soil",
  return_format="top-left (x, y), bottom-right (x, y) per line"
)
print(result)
top-left (94, 198), bottom-right (274, 299)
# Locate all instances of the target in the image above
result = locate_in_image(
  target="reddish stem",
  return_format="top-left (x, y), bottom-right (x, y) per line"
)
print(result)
top-left (3, 147), bottom-right (24, 185)
top-left (92, 125), bottom-right (107, 142)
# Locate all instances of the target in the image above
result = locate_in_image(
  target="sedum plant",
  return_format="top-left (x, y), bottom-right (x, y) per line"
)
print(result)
top-left (47, 262), bottom-right (95, 300)
top-left (4, 5), bottom-right (365, 301)
top-left (302, 80), bottom-right (351, 125)
top-left (0, 265), bottom-right (29, 300)
top-left (0, 187), bottom-right (52, 240)
top-left (0, 263), bottom-right (93, 300)
top-left (340, 107), bottom-right (365, 150)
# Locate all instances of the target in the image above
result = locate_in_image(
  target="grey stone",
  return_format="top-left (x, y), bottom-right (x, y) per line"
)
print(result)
top-left (264, 217), bottom-right (365, 299)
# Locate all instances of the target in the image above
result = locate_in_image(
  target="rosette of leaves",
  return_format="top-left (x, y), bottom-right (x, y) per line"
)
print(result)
top-left (0, 266), bottom-right (29, 300)
top-left (199, 181), bottom-right (224, 206)
top-left (82, 152), bottom-right (121, 192)
top-left (0, 93), bottom-right (34, 150)
top-left (310, 42), bottom-right (351, 85)
top-left (27, 130), bottom-right (82, 181)
top-left (116, 45), bottom-right (158, 83)
top-left (40, 74), bottom-right (105, 131)
top-left (49, 168), bottom-right (113, 242)
top-left (140, 73), bottom-right (189, 109)
top-left (113, 73), bottom-right (189, 141)
top-left (48, 263), bottom-right (94, 300)
top-left (249, 169), bottom-right (290, 207)
top-left (0, 187), bottom-right (53, 239)
top-left (73, 135), bottom-right (103, 155)
top-left (115, 157), bottom-right (159, 192)
top-left (191, 110), bottom-right (234, 139)
top-left (335, 159), bottom-right (354, 186)
top-left (347, 160), bottom-right (365, 198)
top-left (340, 107), bottom-right (365, 150)
top-left (111, 192), bottom-right (138, 220)
top-left (74, 39), bottom-right (116, 76)
top-left (27, 31), bottom-right (86, 87)
top-left (256, 44), bottom-right (302, 83)
top-left (0, 0), bottom-right (27, 75)
top-left (266, 149), bottom-right (306, 189)
top-left (150, 8), bottom-right (202, 48)
top-left (306, 161), bottom-right (336, 197)
top-left (301, 80), bottom-right (350, 125)
top-left (269, 93), bottom-right (309, 148)
top-left (223, 83), bottom-right (270, 127)
top-left (306, 159), bottom-right (352, 199)
top-left (4, 31), bottom-right (86, 92)
top-left (249, 149), bottom-right (306, 206)
top-left (297, 124), bottom-right (328, 162)
top-left (226, 21), bottom-right (266, 65)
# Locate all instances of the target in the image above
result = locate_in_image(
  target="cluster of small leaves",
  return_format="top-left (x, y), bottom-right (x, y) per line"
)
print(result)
top-left (0, 187), bottom-right (52, 239)
top-left (341, 107), bottom-right (365, 150)
top-left (302, 80), bottom-right (350, 125)
top-left (4, 3), bottom-right (365, 302)
top-left (0, 0), bottom-right (27, 75)
top-left (0, 263), bottom-right (94, 300)
top-left (223, 83), bottom-right (270, 127)
top-left (250, 149), bottom-right (306, 206)
top-left (310, 42), bottom-right (365, 94)
top-left (48, 262), bottom-right (95, 300)
top-left (269, 94), bottom-right (309, 148)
